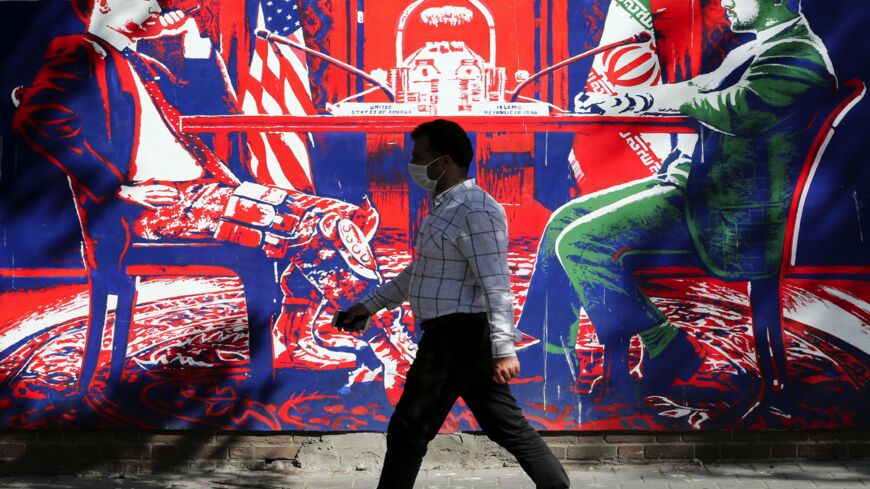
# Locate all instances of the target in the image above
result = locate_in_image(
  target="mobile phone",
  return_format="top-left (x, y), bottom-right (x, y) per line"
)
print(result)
top-left (332, 310), bottom-right (370, 332)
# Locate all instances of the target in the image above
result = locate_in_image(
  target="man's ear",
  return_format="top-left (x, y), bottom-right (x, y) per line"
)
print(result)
top-left (441, 155), bottom-right (458, 171)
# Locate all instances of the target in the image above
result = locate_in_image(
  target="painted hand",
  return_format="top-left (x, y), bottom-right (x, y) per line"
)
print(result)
top-left (574, 91), bottom-right (654, 115)
top-left (140, 10), bottom-right (200, 38)
top-left (117, 184), bottom-right (180, 210)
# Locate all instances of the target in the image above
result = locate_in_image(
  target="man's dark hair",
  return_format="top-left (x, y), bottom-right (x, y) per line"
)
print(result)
top-left (411, 119), bottom-right (474, 168)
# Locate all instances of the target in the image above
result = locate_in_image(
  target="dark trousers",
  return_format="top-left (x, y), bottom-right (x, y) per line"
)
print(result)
top-left (377, 313), bottom-right (569, 489)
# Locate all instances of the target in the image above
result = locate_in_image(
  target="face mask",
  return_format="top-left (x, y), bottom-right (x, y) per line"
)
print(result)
top-left (408, 155), bottom-right (446, 191)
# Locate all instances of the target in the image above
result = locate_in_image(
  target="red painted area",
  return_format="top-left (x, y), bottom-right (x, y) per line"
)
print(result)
top-left (650, 0), bottom-right (703, 82)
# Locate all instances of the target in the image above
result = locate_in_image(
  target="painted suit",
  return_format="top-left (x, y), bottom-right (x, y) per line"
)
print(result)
top-left (517, 14), bottom-right (838, 401)
top-left (13, 33), bottom-right (398, 390)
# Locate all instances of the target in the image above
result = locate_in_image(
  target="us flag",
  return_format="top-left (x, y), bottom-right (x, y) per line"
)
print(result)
top-left (237, 0), bottom-right (316, 192)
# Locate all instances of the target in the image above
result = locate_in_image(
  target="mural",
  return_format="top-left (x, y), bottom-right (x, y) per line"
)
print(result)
top-left (0, 0), bottom-right (867, 431)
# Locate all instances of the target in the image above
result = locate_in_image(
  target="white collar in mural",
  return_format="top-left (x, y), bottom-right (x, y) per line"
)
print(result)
top-left (755, 14), bottom-right (804, 45)
top-left (87, 21), bottom-right (135, 52)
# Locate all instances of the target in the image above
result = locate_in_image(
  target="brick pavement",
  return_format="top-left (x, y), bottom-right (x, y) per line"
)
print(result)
top-left (0, 462), bottom-right (868, 488)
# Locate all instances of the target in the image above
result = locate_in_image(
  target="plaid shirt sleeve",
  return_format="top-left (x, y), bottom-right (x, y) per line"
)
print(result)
top-left (362, 264), bottom-right (413, 313)
top-left (454, 209), bottom-right (518, 358)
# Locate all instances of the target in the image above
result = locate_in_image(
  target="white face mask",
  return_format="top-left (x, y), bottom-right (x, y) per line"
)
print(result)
top-left (408, 155), bottom-right (446, 191)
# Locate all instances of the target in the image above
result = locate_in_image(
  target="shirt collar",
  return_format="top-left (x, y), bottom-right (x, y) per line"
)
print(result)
top-left (433, 179), bottom-right (475, 207)
top-left (755, 14), bottom-right (803, 45)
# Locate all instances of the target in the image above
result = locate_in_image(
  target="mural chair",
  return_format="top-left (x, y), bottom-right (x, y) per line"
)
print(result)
top-left (635, 78), bottom-right (867, 397)
top-left (74, 207), bottom-right (280, 396)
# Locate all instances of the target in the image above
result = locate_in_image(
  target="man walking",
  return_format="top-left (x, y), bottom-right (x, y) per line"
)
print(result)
top-left (344, 119), bottom-right (569, 489)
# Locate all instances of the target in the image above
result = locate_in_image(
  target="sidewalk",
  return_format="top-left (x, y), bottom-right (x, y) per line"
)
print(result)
top-left (1, 462), bottom-right (868, 489)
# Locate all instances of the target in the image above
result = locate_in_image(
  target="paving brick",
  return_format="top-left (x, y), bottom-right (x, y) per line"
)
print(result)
top-left (228, 444), bottom-right (254, 459)
top-left (720, 444), bottom-right (771, 460)
top-left (0, 459), bottom-right (39, 474)
top-left (100, 443), bottom-right (150, 460)
top-left (0, 432), bottom-right (37, 442)
top-left (704, 463), bottom-right (766, 477)
top-left (619, 482), bottom-right (671, 489)
top-left (351, 478), bottom-right (379, 489)
top-left (113, 460), bottom-right (146, 474)
top-left (661, 469), bottom-right (717, 488)
top-left (214, 434), bottom-right (265, 446)
top-left (74, 431), bottom-right (118, 444)
top-left (677, 432), bottom-right (732, 442)
top-left (564, 444), bottom-right (617, 461)
top-left (715, 481), bottom-right (768, 489)
top-left (0, 443), bottom-right (26, 458)
top-left (645, 444), bottom-right (693, 460)
top-left (148, 433), bottom-right (215, 444)
top-left (604, 434), bottom-right (655, 443)
top-left (261, 434), bottom-right (296, 444)
top-left (809, 431), bottom-right (869, 442)
top-left (35, 432), bottom-right (64, 443)
top-left (750, 462), bottom-right (803, 474)
top-left (764, 480), bottom-right (817, 489)
top-left (732, 432), bottom-right (760, 442)
top-left (617, 444), bottom-right (644, 460)
top-left (540, 435), bottom-right (580, 444)
top-left (151, 458), bottom-right (187, 471)
top-left (184, 444), bottom-right (229, 460)
top-left (757, 431), bottom-right (809, 442)
top-left (654, 434), bottom-right (682, 443)
top-left (255, 445), bottom-right (301, 460)
top-left (798, 460), bottom-right (848, 475)
top-left (693, 444), bottom-right (721, 462)
top-left (770, 442), bottom-right (797, 458)
top-left (151, 445), bottom-right (180, 460)
top-left (23, 443), bottom-right (62, 459)
top-left (847, 443), bottom-right (870, 457)
top-left (575, 434), bottom-right (607, 444)
top-left (813, 482), bottom-right (867, 489)
top-left (798, 443), bottom-right (848, 459)
top-left (294, 434), bottom-right (323, 444)
top-left (0, 463), bottom-right (867, 488)
top-left (186, 460), bottom-right (219, 471)
top-left (545, 445), bottom-right (567, 459)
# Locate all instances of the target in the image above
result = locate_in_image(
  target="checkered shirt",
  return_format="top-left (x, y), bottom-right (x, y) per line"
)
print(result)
top-left (362, 179), bottom-right (521, 358)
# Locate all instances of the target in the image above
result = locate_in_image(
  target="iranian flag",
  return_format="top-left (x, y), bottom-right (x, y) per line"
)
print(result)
top-left (570, 0), bottom-right (702, 195)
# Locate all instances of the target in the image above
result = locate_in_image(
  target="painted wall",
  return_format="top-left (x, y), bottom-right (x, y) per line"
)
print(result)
top-left (0, 0), bottom-right (867, 431)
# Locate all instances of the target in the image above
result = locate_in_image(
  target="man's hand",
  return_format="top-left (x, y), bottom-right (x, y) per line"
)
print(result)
top-left (574, 92), bottom-right (614, 114)
top-left (141, 10), bottom-right (212, 59)
top-left (344, 303), bottom-right (372, 323)
top-left (574, 91), bottom-right (654, 115)
top-left (141, 10), bottom-right (199, 38)
top-left (116, 184), bottom-right (180, 210)
top-left (493, 355), bottom-right (520, 384)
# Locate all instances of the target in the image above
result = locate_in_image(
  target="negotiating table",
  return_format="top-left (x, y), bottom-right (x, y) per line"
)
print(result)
top-left (180, 114), bottom-right (697, 135)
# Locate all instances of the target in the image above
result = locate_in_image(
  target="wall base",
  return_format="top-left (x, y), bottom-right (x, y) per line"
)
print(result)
top-left (1, 430), bottom-right (868, 475)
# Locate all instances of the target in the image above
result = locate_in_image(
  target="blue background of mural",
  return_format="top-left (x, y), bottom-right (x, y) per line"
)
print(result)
top-left (0, 0), bottom-right (868, 432)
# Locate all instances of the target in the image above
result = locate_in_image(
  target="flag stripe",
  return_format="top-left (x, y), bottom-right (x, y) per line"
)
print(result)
top-left (237, 0), bottom-right (314, 192)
